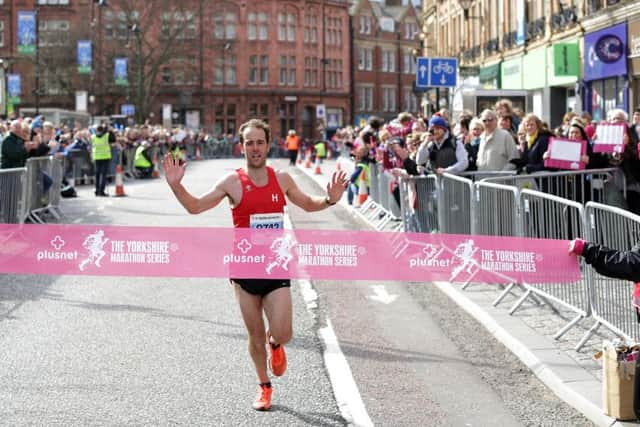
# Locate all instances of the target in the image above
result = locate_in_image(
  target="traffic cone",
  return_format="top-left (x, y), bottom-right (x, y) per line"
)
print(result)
top-left (355, 171), bottom-right (368, 207)
top-left (304, 150), bottom-right (312, 168)
top-left (152, 151), bottom-right (160, 178)
top-left (297, 150), bottom-right (302, 165)
top-left (114, 164), bottom-right (126, 197)
top-left (196, 144), bottom-right (202, 160)
top-left (314, 156), bottom-right (322, 175)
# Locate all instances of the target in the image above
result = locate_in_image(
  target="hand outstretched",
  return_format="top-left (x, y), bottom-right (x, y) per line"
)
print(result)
top-left (163, 153), bottom-right (186, 187)
top-left (326, 170), bottom-right (349, 204)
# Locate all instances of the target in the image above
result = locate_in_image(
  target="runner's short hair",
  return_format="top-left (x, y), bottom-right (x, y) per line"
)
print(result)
top-left (239, 119), bottom-right (271, 144)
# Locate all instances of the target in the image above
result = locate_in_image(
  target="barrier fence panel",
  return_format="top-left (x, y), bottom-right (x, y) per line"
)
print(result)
top-left (399, 175), bottom-right (438, 233)
top-left (472, 181), bottom-right (520, 237)
top-left (0, 167), bottom-right (27, 224)
top-left (481, 168), bottom-right (623, 207)
top-left (369, 163), bottom-right (381, 203)
top-left (25, 156), bottom-right (53, 224)
top-left (67, 149), bottom-right (94, 185)
top-left (576, 203), bottom-right (640, 351)
top-left (438, 173), bottom-right (473, 235)
top-left (47, 157), bottom-right (65, 219)
top-left (514, 189), bottom-right (588, 341)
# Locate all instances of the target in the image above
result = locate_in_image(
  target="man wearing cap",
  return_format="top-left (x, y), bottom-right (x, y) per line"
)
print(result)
top-left (476, 109), bottom-right (519, 172)
top-left (416, 115), bottom-right (468, 175)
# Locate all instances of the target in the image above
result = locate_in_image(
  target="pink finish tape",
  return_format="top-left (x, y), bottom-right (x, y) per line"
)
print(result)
top-left (0, 224), bottom-right (580, 284)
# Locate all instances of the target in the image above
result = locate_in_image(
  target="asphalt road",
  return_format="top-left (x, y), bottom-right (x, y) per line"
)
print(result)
top-left (0, 157), bottom-right (592, 426)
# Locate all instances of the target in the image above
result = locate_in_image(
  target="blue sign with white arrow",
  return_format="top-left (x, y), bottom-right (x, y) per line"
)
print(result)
top-left (429, 57), bottom-right (457, 87)
top-left (415, 57), bottom-right (458, 88)
top-left (416, 57), bottom-right (430, 88)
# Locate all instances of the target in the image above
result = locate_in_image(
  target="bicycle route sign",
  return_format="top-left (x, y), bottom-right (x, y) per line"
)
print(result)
top-left (415, 57), bottom-right (458, 88)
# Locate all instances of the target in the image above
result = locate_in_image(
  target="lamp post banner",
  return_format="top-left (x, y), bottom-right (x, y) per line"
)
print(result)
top-left (0, 224), bottom-right (580, 284)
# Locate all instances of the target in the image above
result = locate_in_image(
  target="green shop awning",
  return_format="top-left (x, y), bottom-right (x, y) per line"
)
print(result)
top-left (479, 63), bottom-right (501, 83)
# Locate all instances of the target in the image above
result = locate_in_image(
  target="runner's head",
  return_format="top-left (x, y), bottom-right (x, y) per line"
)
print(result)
top-left (239, 119), bottom-right (271, 169)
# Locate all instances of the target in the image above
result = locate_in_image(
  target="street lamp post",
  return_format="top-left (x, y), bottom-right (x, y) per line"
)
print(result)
top-left (0, 59), bottom-right (8, 118)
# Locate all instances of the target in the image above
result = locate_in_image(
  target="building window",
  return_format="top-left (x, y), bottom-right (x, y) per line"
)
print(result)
top-left (162, 11), bottom-right (196, 39)
top-left (278, 56), bottom-right (295, 86)
top-left (260, 55), bottom-right (269, 85)
top-left (304, 57), bottom-right (319, 87)
top-left (248, 12), bottom-right (257, 40)
top-left (37, 0), bottom-right (69, 4)
top-left (278, 12), bottom-right (296, 42)
top-left (325, 16), bottom-right (342, 47)
top-left (358, 47), bottom-right (373, 71)
top-left (39, 20), bottom-right (70, 47)
top-left (404, 22), bottom-right (417, 40)
top-left (258, 13), bottom-right (268, 40)
top-left (357, 85), bottom-right (373, 111)
top-left (382, 87), bottom-right (396, 112)
top-left (381, 50), bottom-right (395, 72)
top-left (402, 54), bottom-right (416, 74)
top-left (279, 56), bottom-right (287, 86)
top-left (359, 15), bottom-right (371, 35)
top-left (304, 12), bottom-right (318, 44)
top-left (214, 51), bottom-right (236, 85)
top-left (403, 87), bottom-right (417, 112)
top-left (0, 21), bottom-right (4, 47)
top-left (249, 55), bottom-right (257, 85)
top-left (214, 11), bottom-right (237, 40)
top-left (250, 55), bottom-right (269, 85)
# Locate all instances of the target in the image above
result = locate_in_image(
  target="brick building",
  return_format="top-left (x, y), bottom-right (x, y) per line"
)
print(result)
top-left (0, 0), bottom-right (352, 140)
top-left (350, 0), bottom-right (422, 126)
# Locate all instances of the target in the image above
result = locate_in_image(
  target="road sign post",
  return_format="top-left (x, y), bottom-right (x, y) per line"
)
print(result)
top-left (414, 57), bottom-right (458, 88)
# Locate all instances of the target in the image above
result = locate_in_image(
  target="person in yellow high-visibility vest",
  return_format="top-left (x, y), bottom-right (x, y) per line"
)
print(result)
top-left (134, 141), bottom-right (154, 178)
top-left (313, 140), bottom-right (326, 164)
top-left (91, 124), bottom-right (115, 197)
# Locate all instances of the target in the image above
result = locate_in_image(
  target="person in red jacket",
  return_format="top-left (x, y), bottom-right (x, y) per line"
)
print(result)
top-left (163, 119), bottom-right (348, 412)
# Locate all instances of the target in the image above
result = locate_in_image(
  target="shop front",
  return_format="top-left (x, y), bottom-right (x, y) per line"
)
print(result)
top-left (522, 48), bottom-right (547, 120)
top-left (479, 62), bottom-right (501, 89)
top-left (628, 19), bottom-right (640, 111)
top-left (501, 56), bottom-right (523, 90)
top-left (583, 22), bottom-right (628, 121)
top-left (547, 40), bottom-right (581, 127)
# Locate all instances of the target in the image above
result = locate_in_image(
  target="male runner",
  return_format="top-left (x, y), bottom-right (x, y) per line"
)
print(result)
top-left (163, 119), bottom-right (348, 411)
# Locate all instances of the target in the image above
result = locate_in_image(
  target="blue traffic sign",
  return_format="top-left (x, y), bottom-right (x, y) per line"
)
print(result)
top-left (416, 57), bottom-right (430, 88)
top-left (429, 57), bottom-right (457, 87)
top-left (415, 57), bottom-right (458, 88)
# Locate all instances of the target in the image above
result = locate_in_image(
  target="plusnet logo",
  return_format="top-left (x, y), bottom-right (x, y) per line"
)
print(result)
top-left (223, 238), bottom-right (265, 265)
top-left (36, 235), bottom-right (78, 262)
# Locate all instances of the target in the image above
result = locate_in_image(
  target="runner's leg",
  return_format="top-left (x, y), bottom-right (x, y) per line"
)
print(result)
top-left (262, 287), bottom-right (293, 346)
top-left (233, 283), bottom-right (269, 383)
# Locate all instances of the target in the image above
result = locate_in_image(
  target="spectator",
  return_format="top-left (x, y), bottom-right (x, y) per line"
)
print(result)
top-left (632, 108), bottom-right (640, 143)
top-left (417, 115), bottom-right (468, 175)
top-left (464, 118), bottom-right (484, 172)
top-left (556, 112), bottom-right (576, 138)
top-left (476, 109), bottom-right (519, 171)
top-left (1, 119), bottom-right (41, 169)
top-left (134, 140), bottom-right (154, 179)
top-left (515, 113), bottom-right (553, 174)
top-left (348, 145), bottom-right (370, 205)
top-left (498, 114), bottom-right (518, 144)
top-left (285, 130), bottom-right (300, 166)
top-left (494, 99), bottom-right (520, 133)
top-left (91, 123), bottom-right (115, 197)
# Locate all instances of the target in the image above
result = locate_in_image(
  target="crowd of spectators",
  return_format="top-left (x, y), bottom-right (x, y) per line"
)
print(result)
top-left (329, 100), bottom-right (640, 216)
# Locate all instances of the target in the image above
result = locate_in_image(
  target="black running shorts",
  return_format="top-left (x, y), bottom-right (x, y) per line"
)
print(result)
top-left (230, 278), bottom-right (291, 297)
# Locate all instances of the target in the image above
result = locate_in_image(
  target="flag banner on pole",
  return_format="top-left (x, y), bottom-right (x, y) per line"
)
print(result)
top-left (17, 11), bottom-right (36, 55)
top-left (114, 58), bottom-right (128, 86)
top-left (0, 224), bottom-right (580, 283)
top-left (77, 40), bottom-right (92, 74)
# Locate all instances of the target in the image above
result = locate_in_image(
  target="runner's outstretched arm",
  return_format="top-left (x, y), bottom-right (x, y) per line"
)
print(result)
top-left (281, 169), bottom-right (348, 212)
top-left (163, 153), bottom-right (230, 214)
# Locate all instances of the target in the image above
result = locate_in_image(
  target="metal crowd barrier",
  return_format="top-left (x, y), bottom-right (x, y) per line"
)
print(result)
top-left (471, 181), bottom-right (520, 237)
top-left (506, 189), bottom-right (589, 340)
top-left (481, 168), bottom-right (623, 206)
top-left (399, 175), bottom-right (438, 233)
top-left (576, 203), bottom-right (640, 350)
top-left (24, 156), bottom-right (65, 223)
top-left (66, 149), bottom-right (94, 185)
top-left (0, 167), bottom-right (28, 223)
top-left (438, 173), bottom-right (473, 235)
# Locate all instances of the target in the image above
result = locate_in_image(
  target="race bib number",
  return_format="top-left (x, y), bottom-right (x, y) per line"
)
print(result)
top-left (250, 213), bottom-right (284, 229)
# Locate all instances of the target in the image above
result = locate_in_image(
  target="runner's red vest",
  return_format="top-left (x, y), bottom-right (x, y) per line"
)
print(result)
top-left (231, 167), bottom-right (286, 228)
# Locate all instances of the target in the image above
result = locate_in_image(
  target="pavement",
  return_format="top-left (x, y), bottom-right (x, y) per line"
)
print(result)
top-left (294, 156), bottom-right (636, 427)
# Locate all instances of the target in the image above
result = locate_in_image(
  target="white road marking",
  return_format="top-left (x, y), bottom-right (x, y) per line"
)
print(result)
top-left (367, 284), bottom-right (398, 304)
top-left (284, 211), bottom-right (372, 426)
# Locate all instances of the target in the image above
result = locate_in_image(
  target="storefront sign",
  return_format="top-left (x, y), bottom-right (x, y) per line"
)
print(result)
top-left (523, 48), bottom-right (547, 90)
top-left (501, 57), bottom-right (523, 89)
top-left (479, 63), bottom-right (501, 89)
top-left (584, 23), bottom-right (627, 81)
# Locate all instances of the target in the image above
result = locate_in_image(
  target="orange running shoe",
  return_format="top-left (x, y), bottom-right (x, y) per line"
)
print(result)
top-left (267, 331), bottom-right (287, 377)
top-left (252, 383), bottom-right (272, 411)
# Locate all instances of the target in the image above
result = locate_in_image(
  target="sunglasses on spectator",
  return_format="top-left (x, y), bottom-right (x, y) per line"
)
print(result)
top-left (482, 118), bottom-right (495, 123)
